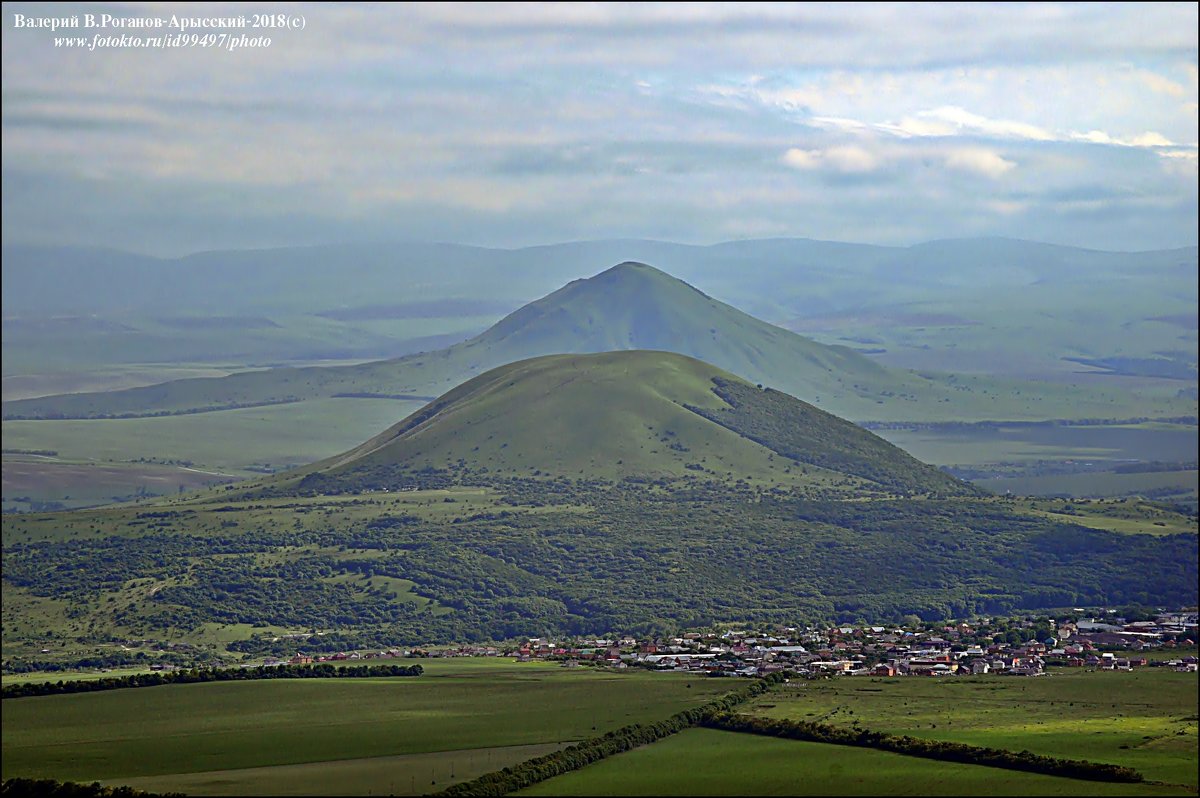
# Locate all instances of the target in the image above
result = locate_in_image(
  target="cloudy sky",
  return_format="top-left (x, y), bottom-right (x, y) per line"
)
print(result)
top-left (2, 2), bottom-right (1197, 255)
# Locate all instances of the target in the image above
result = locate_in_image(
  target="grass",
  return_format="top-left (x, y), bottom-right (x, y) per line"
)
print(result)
top-left (1012, 498), bottom-right (1199, 535)
top-left (742, 670), bottom-right (1199, 788)
top-left (976, 470), bottom-right (1197, 501)
top-left (1, 663), bottom-right (731, 794)
top-left (292, 351), bottom-right (959, 493)
top-left (116, 743), bottom-right (568, 796)
top-left (876, 423), bottom-right (1198, 468)
top-left (517, 727), bottom-right (1193, 796)
top-left (1, 364), bottom-right (254, 402)
top-left (0, 397), bottom-right (422, 475)
top-left (1, 456), bottom-right (238, 511)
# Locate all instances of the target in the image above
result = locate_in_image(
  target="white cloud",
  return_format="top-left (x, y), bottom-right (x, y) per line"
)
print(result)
top-left (892, 106), bottom-right (1055, 142)
top-left (1070, 130), bottom-right (1177, 148)
top-left (1159, 148), bottom-right (1199, 176)
top-left (826, 145), bottom-right (879, 172)
top-left (782, 145), bottom-right (880, 173)
top-left (1136, 70), bottom-right (1188, 98)
top-left (782, 148), bottom-right (822, 170)
top-left (945, 149), bottom-right (1016, 178)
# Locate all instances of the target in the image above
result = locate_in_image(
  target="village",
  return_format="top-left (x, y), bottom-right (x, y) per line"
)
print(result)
top-left (230, 610), bottom-right (1200, 678)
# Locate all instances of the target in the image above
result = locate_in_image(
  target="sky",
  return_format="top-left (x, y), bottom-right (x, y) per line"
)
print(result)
top-left (2, 2), bottom-right (1197, 256)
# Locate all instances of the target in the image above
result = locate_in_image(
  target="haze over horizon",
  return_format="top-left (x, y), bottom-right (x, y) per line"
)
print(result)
top-left (2, 2), bottom-right (1197, 257)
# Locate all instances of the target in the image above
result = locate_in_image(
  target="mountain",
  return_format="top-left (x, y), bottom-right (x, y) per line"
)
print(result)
top-left (279, 350), bottom-right (973, 496)
top-left (2, 262), bottom-right (945, 422)
top-left (7, 255), bottom-right (1190, 427)
top-left (3, 352), bottom-right (1193, 656)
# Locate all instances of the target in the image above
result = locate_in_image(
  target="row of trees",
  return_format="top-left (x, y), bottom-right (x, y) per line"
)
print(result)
top-left (0, 779), bottom-right (181, 797)
top-left (2, 662), bottom-right (423, 699)
top-left (435, 673), bottom-right (789, 796)
top-left (703, 712), bottom-right (1143, 783)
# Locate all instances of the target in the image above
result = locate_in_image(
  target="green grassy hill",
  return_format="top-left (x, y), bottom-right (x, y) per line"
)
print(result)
top-left (277, 351), bottom-right (972, 496)
top-left (7, 261), bottom-right (1184, 425)
top-left (1, 354), bottom-right (1192, 663)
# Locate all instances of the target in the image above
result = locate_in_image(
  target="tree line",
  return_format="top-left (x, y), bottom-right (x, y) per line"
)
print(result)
top-left (434, 673), bottom-right (789, 796)
top-left (0, 779), bottom-right (182, 797)
top-left (1, 662), bottom-right (423, 699)
top-left (702, 712), bottom-right (1143, 783)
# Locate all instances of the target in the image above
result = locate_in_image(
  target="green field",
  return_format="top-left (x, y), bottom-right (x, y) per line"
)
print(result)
top-left (877, 423), bottom-right (1198, 469)
top-left (976, 470), bottom-right (1197, 500)
top-left (742, 670), bottom-right (1199, 788)
top-left (1, 456), bottom-right (238, 512)
top-left (1, 397), bottom-right (420, 474)
top-left (1, 660), bottom-right (731, 796)
top-left (1009, 497), bottom-right (1199, 536)
top-left (518, 727), bottom-right (1192, 796)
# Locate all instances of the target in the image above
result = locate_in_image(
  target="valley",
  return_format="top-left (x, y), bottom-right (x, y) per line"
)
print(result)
top-left (3, 251), bottom-right (1194, 798)
top-left (3, 253), bottom-right (1195, 513)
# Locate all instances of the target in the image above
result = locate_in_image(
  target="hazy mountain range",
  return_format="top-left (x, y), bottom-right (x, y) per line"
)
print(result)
top-left (8, 260), bottom-right (1186, 424)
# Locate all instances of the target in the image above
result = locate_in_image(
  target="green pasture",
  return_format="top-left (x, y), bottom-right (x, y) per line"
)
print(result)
top-left (1, 664), bottom-right (730, 794)
top-left (877, 424), bottom-right (1197, 469)
top-left (118, 743), bottom-right (567, 796)
top-left (1, 397), bottom-right (422, 474)
top-left (977, 470), bottom-right (1197, 501)
top-left (743, 670), bottom-right (1199, 787)
top-left (1, 364), bottom-right (254, 403)
top-left (518, 727), bottom-right (1192, 796)
top-left (1, 456), bottom-right (237, 512)
top-left (1014, 497), bottom-right (1199, 535)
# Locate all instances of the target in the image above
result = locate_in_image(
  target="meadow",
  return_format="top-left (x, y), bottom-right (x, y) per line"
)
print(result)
top-left (518, 727), bottom-right (1194, 796)
top-left (0, 397), bottom-right (421, 474)
top-left (1, 456), bottom-right (237, 513)
top-left (975, 470), bottom-right (1197, 500)
top-left (1, 659), bottom-right (731, 796)
top-left (876, 422), bottom-right (1198, 470)
top-left (742, 670), bottom-right (1199, 788)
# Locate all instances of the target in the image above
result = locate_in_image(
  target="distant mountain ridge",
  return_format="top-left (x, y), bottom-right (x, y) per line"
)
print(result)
top-left (4, 238), bottom-right (1194, 320)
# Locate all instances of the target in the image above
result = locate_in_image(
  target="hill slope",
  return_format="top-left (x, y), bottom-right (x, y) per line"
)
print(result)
top-left (271, 351), bottom-right (972, 497)
top-left (2, 263), bottom-right (947, 423)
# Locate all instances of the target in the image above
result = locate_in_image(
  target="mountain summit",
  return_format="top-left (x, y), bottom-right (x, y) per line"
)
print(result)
top-left (283, 351), bottom-right (973, 496)
top-left (453, 260), bottom-right (887, 390)
top-left (5, 261), bottom-right (935, 421)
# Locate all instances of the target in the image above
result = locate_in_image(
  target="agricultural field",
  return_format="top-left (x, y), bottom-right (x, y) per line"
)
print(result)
top-left (876, 422), bottom-right (1198, 470)
top-left (1, 659), bottom-right (730, 796)
top-left (975, 470), bottom-right (1197, 501)
top-left (742, 670), bottom-right (1199, 788)
top-left (518, 727), bottom-right (1193, 796)
top-left (1, 364), bottom-right (254, 403)
top-left (1, 456), bottom-right (238, 513)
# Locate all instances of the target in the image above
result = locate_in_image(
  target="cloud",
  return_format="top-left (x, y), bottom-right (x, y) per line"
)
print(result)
top-left (1136, 69), bottom-right (1188, 98)
top-left (783, 145), bottom-right (880, 173)
top-left (945, 149), bottom-right (1016, 178)
top-left (1, 2), bottom-right (1196, 254)
top-left (1071, 130), bottom-right (1176, 147)
top-left (889, 107), bottom-right (1055, 141)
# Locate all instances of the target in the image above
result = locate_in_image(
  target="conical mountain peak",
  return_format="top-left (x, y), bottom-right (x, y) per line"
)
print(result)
top-left (590, 260), bottom-right (674, 284)
top-left (294, 350), bottom-right (973, 496)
